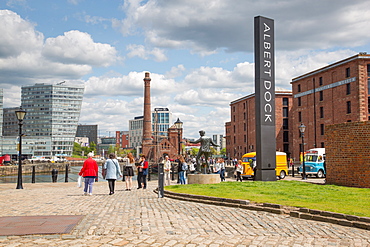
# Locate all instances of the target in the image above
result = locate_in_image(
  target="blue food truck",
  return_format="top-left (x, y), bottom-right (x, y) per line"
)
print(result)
top-left (298, 148), bottom-right (326, 178)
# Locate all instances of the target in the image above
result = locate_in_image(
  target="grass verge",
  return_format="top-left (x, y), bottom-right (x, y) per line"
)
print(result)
top-left (165, 180), bottom-right (370, 217)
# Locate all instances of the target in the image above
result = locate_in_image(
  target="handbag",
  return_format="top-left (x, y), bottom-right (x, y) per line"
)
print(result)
top-left (77, 176), bottom-right (82, 187)
top-left (102, 168), bottom-right (107, 179)
top-left (143, 168), bottom-right (148, 176)
top-left (122, 166), bottom-right (128, 176)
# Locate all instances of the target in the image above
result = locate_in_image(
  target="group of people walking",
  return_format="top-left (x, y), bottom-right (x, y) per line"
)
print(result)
top-left (78, 153), bottom-right (245, 196)
top-left (78, 153), bottom-right (149, 196)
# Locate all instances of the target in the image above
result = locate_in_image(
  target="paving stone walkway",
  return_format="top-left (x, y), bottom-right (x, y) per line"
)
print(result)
top-left (0, 180), bottom-right (369, 246)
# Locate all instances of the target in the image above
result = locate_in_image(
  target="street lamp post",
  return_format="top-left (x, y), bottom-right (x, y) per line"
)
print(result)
top-left (174, 118), bottom-right (183, 183)
top-left (299, 123), bottom-right (307, 180)
top-left (174, 118), bottom-right (183, 155)
top-left (15, 108), bottom-right (27, 189)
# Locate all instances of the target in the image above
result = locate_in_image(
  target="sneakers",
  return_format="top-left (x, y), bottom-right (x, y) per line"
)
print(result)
top-left (89, 193), bottom-right (92, 196)
top-left (83, 192), bottom-right (88, 196)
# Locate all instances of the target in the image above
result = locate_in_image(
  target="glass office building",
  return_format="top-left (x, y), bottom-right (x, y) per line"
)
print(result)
top-left (21, 83), bottom-right (84, 157)
top-left (152, 108), bottom-right (172, 138)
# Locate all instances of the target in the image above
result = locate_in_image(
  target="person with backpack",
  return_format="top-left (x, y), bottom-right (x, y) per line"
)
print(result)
top-left (178, 155), bottom-right (187, 184)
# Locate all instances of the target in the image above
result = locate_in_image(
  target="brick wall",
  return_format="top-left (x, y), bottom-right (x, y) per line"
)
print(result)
top-left (326, 121), bottom-right (370, 188)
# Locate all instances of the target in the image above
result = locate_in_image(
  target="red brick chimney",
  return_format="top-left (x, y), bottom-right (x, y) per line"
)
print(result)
top-left (142, 72), bottom-right (153, 157)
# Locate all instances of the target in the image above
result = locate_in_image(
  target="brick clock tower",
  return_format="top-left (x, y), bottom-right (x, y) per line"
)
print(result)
top-left (142, 72), bottom-right (153, 157)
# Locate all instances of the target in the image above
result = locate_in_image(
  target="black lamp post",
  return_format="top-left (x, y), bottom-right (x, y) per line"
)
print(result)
top-left (174, 118), bottom-right (183, 183)
top-left (299, 123), bottom-right (307, 180)
top-left (15, 107), bottom-right (27, 189)
top-left (174, 118), bottom-right (183, 155)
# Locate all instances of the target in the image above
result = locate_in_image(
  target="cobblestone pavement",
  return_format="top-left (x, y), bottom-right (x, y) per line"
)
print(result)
top-left (0, 180), bottom-right (369, 247)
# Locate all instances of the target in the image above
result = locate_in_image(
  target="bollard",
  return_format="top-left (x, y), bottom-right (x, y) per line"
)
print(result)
top-left (171, 163), bottom-right (175, 181)
top-left (147, 165), bottom-right (151, 181)
top-left (32, 166), bottom-right (36, 183)
top-left (65, 164), bottom-right (69, 182)
top-left (292, 164), bottom-right (295, 177)
top-left (51, 169), bottom-right (58, 183)
top-left (158, 163), bottom-right (164, 198)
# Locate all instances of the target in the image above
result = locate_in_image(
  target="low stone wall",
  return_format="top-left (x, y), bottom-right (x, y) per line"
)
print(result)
top-left (161, 190), bottom-right (370, 231)
top-left (0, 163), bottom-right (69, 176)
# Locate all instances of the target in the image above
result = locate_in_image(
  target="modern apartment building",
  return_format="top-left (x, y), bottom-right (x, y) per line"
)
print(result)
top-left (290, 53), bottom-right (370, 160)
top-left (1, 83), bottom-right (84, 158)
top-left (225, 90), bottom-right (293, 159)
top-left (76, 124), bottom-right (98, 145)
top-left (2, 107), bottom-right (19, 137)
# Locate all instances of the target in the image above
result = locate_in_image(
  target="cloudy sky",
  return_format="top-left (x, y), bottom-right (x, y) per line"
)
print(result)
top-left (1, 0), bottom-right (370, 139)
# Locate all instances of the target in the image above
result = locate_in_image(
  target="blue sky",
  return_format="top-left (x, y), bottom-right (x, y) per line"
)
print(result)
top-left (1, 0), bottom-right (370, 139)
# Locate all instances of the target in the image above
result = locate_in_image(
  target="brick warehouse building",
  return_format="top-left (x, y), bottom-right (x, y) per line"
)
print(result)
top-left (225, 90), bottom-right (293, 160)
top-left (290, 53), bottom-right (370, 160)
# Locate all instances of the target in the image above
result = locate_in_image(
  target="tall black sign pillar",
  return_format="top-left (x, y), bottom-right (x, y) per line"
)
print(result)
top-left (254, 16), bottom-right (276, 181)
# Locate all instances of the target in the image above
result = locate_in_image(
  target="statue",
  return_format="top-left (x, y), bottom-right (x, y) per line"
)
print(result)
top-left (190, 130), bottom-right (219, 174)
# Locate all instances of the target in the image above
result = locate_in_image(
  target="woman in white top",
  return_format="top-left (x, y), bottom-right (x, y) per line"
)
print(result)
top-left (235, 160), bottom-right (243, 182)
top-left (123, 153), bottom-right (135, 191)
top-left (163, 156), bottom-right (171, 186)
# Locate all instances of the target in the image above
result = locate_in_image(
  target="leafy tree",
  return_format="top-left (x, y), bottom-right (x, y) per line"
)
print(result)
top-left (107, 145), bottom-right (115, 155)
top-left (190, 148), bottom-right (199, 156)
top-left (220, 148), bottom-right (226, 155)
top-left (73, 142), bottom-right (83, 156)
top-left (89, 141), bottom-right (97, 155)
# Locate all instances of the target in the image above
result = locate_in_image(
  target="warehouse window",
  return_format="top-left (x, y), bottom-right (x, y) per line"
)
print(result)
top-left (320, 124), bottom-right (325, 135)
top-left (346, 83), bottom-right (351, 95)
top-left (320, 107), bottom-right (324, 118)
top-left (346, 67), bottom-right (350, 78)
top-left (283, 97), bottom-right (289, 106)
top-left (347, 101), bottom-right (351, 114)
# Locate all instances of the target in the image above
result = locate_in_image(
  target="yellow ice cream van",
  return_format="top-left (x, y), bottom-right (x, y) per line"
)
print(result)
top-left (241, 151), bottom-right (288, 179)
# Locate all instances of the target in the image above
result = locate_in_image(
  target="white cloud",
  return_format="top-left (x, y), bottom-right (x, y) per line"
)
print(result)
top-left (174, 88), bottom-right (240, 107)
top-left (0, 10), bottom-right (43, 58)
top-left (0, 10), bottom-right (119, 86)
top-left (79, 98), bottom-right (138, 132)
top-left (275, 49), bottom-right (357, 88)
top-left (126, 44), bottom-right (167, 62)
top-left (84, 71), bottom-right (178, 97)
top-left (116, 0), bottom-right (370, 55)
top-left (43, 30), bottom-right (118, 66)
top-left (165, 65), bottom-right (186, 79)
